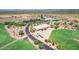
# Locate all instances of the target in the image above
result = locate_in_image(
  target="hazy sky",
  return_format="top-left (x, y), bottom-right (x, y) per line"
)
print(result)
top-left (0, 0), bottom-right (79, 9)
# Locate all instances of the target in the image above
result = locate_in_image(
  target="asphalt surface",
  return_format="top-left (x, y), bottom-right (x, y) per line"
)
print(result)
top-left (25, 24), bottom-right (54, 50)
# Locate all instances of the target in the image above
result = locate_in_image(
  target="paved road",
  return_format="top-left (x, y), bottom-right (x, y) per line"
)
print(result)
top-left (25, 24), bottom-right (54, 50)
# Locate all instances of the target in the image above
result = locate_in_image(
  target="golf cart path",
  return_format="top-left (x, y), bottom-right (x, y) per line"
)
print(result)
top-left (0, 40), bottom-right (18, 49)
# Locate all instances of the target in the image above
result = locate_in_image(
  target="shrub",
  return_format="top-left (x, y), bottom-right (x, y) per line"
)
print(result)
top-left (39, 43), bottom-right (44, 49)
top-left (4, 22), bottom-right (11, 25)
top-left (34, 40), bottom-right (41, 45)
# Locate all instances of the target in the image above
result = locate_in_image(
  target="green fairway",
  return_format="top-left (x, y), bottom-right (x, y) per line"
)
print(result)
top-left (49, 29), bottom-right (79, 50)
top-left (2, 40), bottom-right (36, 50)
top-left (0, 24), bottom-right (14, 47)
top-left (0, 24), bottom-right (36, 50)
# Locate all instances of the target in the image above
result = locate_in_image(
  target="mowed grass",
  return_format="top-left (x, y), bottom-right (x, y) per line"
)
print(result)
top-left (0, 24), bottom-right (14, 47)
top-left (0, 24), bottom-right (36, 50)
top-left (2, 40), bottom-right (36, 50)
top-left (49, 29), bottom-right (79, 50)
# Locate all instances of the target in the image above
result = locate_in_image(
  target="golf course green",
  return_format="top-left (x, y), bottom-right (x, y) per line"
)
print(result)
top-left (0, 24), bottom-right (36, 50)
top-left (49, 29), bottom-right (79, 50)
top-left (2, 40), bottom-right (36, 50)
top-left (0, 23), bottom-right (14, 47)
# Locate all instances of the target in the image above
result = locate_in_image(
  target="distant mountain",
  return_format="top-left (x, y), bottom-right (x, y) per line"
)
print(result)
top-left (0, 9), bottom-right (79, 14)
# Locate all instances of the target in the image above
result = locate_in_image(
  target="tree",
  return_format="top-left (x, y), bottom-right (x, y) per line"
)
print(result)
top-left (54, 22), bottom-right (59, 26)
top-left (19, 30), bottom-right (24, 36)
top-left (73, 24), bottom-right (79, 30)
top-left (54, 25), bottom-right (59, 29)
top-left (7, 24), bottom-right (11, 28)
top-left (50, 25), bottom-right (53, 28)
top-left (45, 39), bottom-right (48, 43)
top-left (63, 21), bottom-right (67, 25)
top-left (4, 22), bottom-right (10, 25)
top-left (69, 22), bottom-right (73, 26)
top-left (41, 14), bottom-right (44, 19)
top-left (30, 25), bottom-right (35, 32)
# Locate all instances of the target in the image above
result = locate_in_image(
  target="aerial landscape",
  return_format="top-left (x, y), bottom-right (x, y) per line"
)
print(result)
top-left (0, 9), bottom-right (79, 50)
